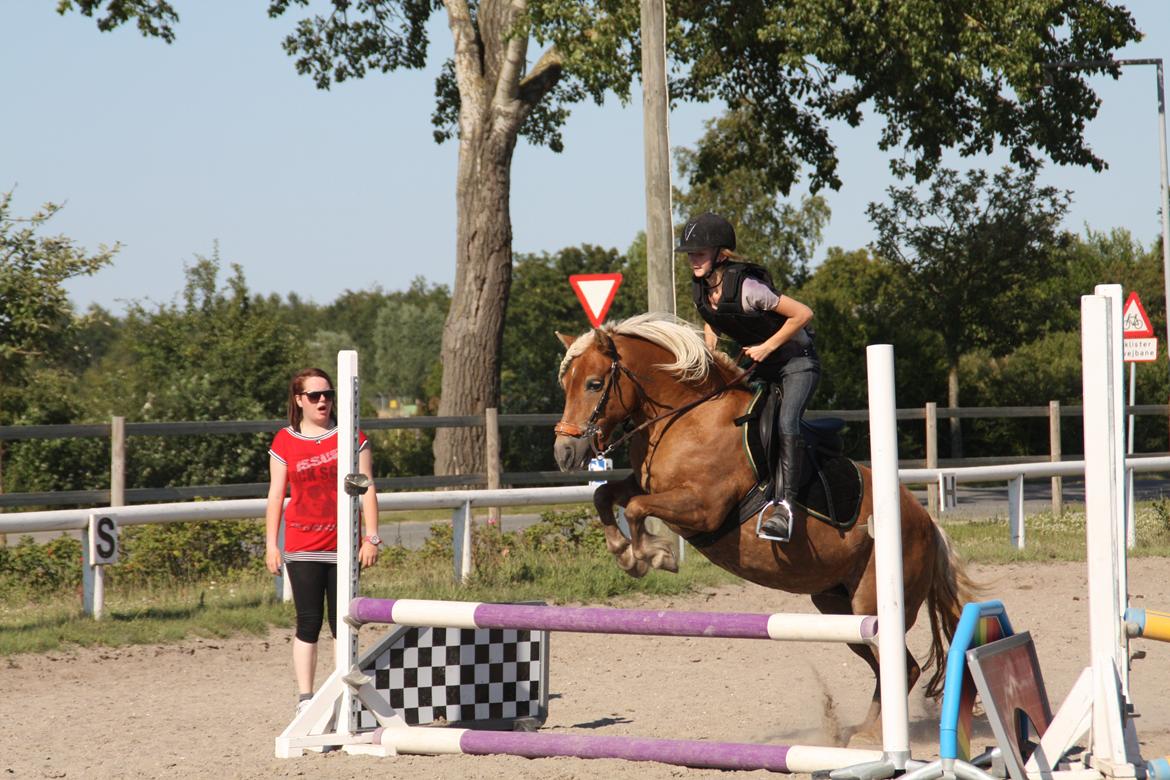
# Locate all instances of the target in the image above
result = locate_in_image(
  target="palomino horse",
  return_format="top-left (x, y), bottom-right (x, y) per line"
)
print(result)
top-left (553, 313), bottom-right (975, 741)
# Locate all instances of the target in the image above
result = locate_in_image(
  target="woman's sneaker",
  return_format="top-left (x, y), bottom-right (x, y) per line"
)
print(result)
top-left (295, 698), bottom-right (312, 718)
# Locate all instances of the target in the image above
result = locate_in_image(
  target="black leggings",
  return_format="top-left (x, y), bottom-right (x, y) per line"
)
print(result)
top-left (285, 560), bottom-right (337, 643)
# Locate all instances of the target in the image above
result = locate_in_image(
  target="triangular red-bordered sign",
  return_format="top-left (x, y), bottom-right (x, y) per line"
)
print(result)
top-left (1122, 291), bottom-right (1154, 338)
top-left (569, 273), bottom-right (623, 328)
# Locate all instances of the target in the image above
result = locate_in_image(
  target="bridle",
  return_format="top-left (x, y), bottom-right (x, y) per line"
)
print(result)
top-left (554, 348), bottom-right (755, 459)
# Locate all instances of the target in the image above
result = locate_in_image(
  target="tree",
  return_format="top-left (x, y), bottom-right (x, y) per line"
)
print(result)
top-left (674, 108), bottom-right (830, 290)
top-left (371, 278), bottom-right (449, 405)
top-left (500, 244), bottom-right (643, 471)
top-left (0, 191), bottom-right (118, 414)
top-left (58, 0), bottom-right (1142, 474)
top-left (867, 166), bottom-right (1073, 456)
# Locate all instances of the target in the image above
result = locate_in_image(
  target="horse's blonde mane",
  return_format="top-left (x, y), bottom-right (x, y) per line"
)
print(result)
top-left (558, 312), bottom-right (737, 384)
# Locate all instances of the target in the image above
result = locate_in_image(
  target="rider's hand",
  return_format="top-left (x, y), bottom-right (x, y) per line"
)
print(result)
top-left (743, 343), bottom-right (775, 363)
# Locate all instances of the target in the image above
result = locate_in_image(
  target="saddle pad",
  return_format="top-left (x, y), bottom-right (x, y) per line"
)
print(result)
top-left (795, 454), bottom-right (863, 530)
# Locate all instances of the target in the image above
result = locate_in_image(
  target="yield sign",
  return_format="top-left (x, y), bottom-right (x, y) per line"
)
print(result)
top-left (569, 273), bottom-right (623, 328)
top-left (1122, 291), bottom-right (1154, 338)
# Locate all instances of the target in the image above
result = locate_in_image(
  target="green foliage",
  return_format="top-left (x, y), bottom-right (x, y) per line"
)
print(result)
top-left (674, 108), bottom-right (830, 289)
top-left (0, 192), bottom-right (118, 422)
top-left (797, 247), bottom-right (946, 411)
top-left (114, 520), bottom-right (267, 586)
top-left (499, 244), bottom-right (646, 471)
top-left (0, 535), bottom-right (82, 598)
top-left (869, 166), bottom-right (1075, 364)
top-left (60, 2), bottom-right (1142, 191)
top-left (372, 277), bottom-right (449, 404)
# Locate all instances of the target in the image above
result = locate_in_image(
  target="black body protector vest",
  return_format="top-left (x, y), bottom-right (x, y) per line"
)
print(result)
top-left (691, 261), bottom-right (815, 370)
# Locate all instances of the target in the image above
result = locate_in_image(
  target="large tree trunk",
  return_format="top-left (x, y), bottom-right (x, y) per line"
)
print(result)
top-left (433, 131), bottom-right (517, 475)
top-left (432, 0), bottom-right (561, 477)
top-left (947, 360), bottom-right (963, 460)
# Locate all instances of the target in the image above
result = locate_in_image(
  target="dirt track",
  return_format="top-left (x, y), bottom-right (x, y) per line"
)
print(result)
top-left (2, 559), bottom-right (1169, 779)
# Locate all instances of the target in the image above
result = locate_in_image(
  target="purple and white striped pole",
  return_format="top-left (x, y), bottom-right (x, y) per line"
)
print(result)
top-left (349, 598), bottom-right (878, 644)
top-left (373, 726), bottom-right (884, 773)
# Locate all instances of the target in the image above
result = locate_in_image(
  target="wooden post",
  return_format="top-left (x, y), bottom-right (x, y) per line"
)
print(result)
top-left (1049, 401), bottom-right (1063, 517)
top-left (641, 0), bottom-right (674, 315)
top-left (485, 407), bottom-right (501, 526)
top-left (925, 402), bottom-right (938, 517)
top-left (111, 416), bottom-right (125, 508)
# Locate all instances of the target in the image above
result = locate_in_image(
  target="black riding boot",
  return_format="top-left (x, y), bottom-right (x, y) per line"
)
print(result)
top-left (758, 434), bottom-right (803, 542)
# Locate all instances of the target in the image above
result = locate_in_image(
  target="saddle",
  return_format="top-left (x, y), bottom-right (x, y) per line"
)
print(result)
top-left (684, 385), bottom-right (864, 549)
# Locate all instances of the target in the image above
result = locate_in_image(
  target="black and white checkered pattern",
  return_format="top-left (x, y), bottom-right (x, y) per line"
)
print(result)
top-left (357, 625), bottom-right (548, 728)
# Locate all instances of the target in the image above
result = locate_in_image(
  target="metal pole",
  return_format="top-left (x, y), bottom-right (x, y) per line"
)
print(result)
top-left (1156, 61), bottom-right (1170, 452)
top-left (641, 0), bottom-right (674, 315)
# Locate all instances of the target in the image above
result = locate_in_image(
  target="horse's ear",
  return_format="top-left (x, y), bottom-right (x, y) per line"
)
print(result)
top-left (593, 328), bottom-right (618, 358)
top-left (555, 331), bottom-right (575, 349)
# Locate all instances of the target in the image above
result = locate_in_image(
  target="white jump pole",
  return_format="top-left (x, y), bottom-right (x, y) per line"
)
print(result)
top-left (1094, 283), bottom-right (1131, 695)
top-left (335, 349), bottom-right (361, 737)
top-left (865, 344), bottom-right (911, 768)
top-left (1081, 295), bottom-right (1138, 776)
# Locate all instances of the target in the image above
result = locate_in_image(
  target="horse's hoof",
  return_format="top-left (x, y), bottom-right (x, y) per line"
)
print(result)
top-left (650, 552), bottom-right (679, 573)
top-left (844, 725), bottom-right (882, 749)
top-left (615, 549), bottom-right (649, 578)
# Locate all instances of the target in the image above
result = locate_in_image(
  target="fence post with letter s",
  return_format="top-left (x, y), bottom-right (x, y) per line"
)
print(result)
top-left (83, 513), bottom-right (119, 619)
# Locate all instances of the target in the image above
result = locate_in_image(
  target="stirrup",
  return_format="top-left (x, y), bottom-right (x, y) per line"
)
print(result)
top-left (755, 499), bottom-right (792, 543)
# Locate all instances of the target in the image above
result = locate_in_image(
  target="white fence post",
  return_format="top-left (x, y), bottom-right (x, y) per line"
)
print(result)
top-left (1008, 475), bottom-right (1025, 550)
top-left (452, 500), bottom-right (473, 583)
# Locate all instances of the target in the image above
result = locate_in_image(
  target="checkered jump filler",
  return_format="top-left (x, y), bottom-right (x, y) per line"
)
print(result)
top-left (275, 347), bottom-right (918, 776)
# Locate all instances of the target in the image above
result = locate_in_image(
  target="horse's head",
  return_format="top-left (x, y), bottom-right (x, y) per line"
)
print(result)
top-left (553, 327), bottom-right (630, 471)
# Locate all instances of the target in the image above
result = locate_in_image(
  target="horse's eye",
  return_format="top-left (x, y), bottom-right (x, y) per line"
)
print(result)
top-left (585, 378), bottom-right (604, 392)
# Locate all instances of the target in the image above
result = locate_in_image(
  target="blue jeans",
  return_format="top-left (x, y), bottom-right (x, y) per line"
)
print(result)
top-left (758, 355), bottom-right (821, 436)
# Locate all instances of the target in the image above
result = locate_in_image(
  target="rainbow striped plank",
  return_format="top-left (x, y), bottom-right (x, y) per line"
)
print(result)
top-left (937, 601), bottom-right (1013, 764)
top-left (349, 597), bottom-right (878, 644)
top-left (1125, 607), bottom-right (1170, 644)
top-left (372, 726), bottom-right (884, 773)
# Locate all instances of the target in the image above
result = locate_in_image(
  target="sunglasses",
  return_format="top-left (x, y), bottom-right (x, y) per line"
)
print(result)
top-left (300, 390), bottom-right (336, 403)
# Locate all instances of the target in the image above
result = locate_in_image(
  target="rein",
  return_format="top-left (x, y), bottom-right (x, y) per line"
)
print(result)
top-left (555, 351), bottom-right (755, 459)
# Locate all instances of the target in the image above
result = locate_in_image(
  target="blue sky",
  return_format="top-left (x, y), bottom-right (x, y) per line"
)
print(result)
top-left (3, 2), bottom-right (1168, 314)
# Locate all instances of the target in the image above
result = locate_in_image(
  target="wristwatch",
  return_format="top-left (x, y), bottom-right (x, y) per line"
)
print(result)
top-left (362, 534), bottom-right (382, 547)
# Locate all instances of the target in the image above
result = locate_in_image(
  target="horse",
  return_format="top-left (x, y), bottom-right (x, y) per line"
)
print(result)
top-left (552, 313), bottom-right (975, 742)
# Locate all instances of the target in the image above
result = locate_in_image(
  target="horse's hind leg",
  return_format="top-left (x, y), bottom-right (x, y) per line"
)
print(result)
top-left (811, 587), bottom-right (883, 744)
top-left (822, 580), bottom-right (924, 747)
top-left (593, 476), bottom-right (649, 578)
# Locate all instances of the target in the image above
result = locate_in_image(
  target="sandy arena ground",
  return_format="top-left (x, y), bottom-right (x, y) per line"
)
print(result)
top-left (2, 559), bottom-right (1169, 779)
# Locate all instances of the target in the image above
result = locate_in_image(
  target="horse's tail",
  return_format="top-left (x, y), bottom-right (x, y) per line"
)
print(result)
top-left (922, 521), bottom-right (981, 698)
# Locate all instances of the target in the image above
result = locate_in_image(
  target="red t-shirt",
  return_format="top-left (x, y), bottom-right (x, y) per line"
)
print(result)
top-left (269, 426), bottom-right (369, 554)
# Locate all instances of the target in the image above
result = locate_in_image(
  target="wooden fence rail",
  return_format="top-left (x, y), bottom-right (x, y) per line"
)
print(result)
top-left (1, 405), bottom-right (1167, 511)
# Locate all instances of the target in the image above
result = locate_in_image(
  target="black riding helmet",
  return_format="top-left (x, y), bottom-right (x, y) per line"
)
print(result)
top-left (675, 212), bottom-right (736, 253)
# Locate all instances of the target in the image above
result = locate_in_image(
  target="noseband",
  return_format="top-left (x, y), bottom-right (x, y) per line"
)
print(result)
top-left (553, 358), bottom-right (628, 455)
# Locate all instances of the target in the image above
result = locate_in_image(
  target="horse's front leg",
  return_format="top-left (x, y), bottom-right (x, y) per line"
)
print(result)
top-left (593, 476), bottom-right (650, 578)
top-left (625, 488), bottom-right (719, 574)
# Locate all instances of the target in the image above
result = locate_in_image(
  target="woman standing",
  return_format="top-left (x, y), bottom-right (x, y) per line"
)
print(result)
top-left (676, 212), bottom-right (821, 543)
top-left (265, 367), bottom-right (381, 715)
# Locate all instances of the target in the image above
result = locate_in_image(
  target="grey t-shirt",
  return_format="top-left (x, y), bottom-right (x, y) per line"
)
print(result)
top-left (741, 277), bottom-right (780, 311)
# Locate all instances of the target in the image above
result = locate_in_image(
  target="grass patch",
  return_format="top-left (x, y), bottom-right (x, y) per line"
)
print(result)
top-left (942, 497), bottom-right (1170, 564)
top-left (0, 509), bottom-right (737, 657)
top-left (0, 575), bottom-right (288, 655)
top-left (8, 498), bottom-right (1170, 657)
